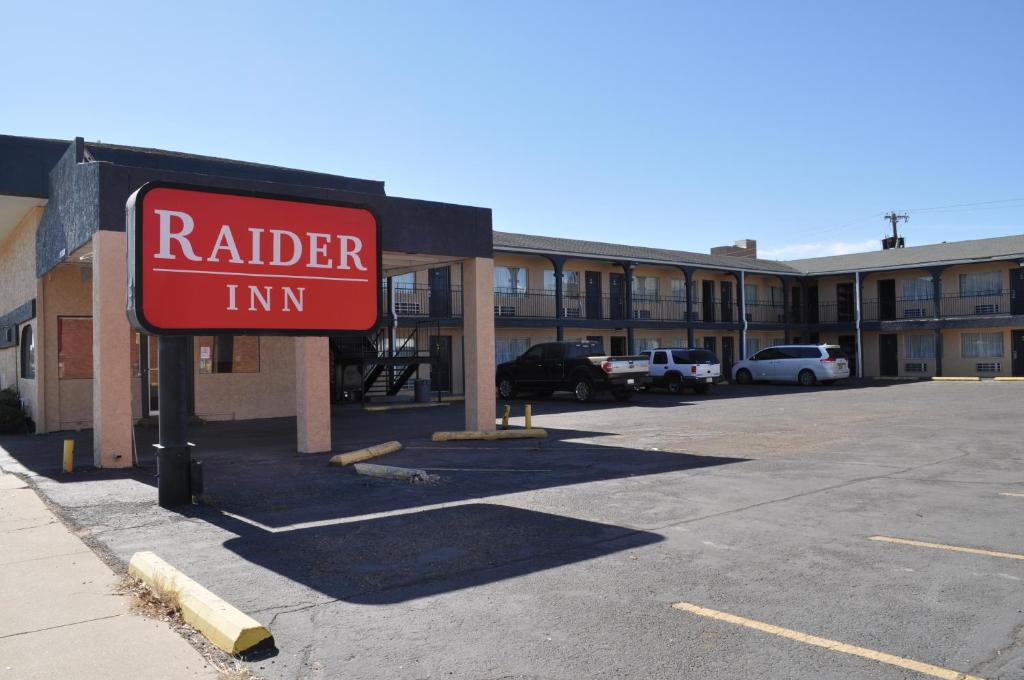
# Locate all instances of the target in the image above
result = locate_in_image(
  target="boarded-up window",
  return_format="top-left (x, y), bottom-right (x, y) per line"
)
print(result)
top-left (196, 336), bottom-right (260, 374)
top-left (58, 317), bottom-right (93, 379)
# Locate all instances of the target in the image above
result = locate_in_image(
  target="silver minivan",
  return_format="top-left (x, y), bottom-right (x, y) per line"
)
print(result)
top-left (732, 344), bottom-right (851, 386)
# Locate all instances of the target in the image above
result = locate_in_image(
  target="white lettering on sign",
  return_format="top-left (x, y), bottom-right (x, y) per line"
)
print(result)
top-left (228, 284), bottom-right (305, 313)
top-left (208, 225), bottom-right (244, 263)
top-left (154, 210), bottom-right (203, 261)
top-left (153, 210), bottom-right (368, 271)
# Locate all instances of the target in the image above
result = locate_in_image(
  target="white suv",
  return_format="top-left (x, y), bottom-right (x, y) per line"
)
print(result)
top-left (732, 344), bottom-right (850, 386)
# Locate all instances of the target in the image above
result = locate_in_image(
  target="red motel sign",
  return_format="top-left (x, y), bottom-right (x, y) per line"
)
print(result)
top-left (127, 183), bottom-right (381, 335)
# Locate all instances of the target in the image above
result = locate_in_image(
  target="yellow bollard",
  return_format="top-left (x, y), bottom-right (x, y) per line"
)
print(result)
top-left (62, 439), bottom-right (74, 474)
top-left (524, 403), bottom-right (532, 430)
top-left (501, 404), bottom-right (511, 430)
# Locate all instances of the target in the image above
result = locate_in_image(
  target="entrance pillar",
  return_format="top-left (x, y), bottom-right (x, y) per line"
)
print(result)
top-left (92, 231), bottom-right (133, 468)
top-left (296, 336), bottom-right (331, 453)
top-left (463, 257), bottom-right (495, 431)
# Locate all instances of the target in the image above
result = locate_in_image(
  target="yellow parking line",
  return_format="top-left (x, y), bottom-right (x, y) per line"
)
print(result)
top-left (870, 535), bottom-right (1024, 561)
top-left (998, 492), bottom-right (1024, 498)
top-left (672, 602), bottom-right (983, 680)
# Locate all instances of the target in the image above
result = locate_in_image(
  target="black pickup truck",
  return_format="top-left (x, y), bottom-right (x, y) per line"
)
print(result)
top-left (495, 341), bottom-right (650, 403)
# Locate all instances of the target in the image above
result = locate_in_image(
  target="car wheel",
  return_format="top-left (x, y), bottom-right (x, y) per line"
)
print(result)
top-left (573, 378), bottom-right (595, 403)
top-left (667, 375), bottom-right (684, 395)
top-left (612, 388), bottom-right (633, 402)
top-left (497, 376), bottom-right (516, 399)
top-left (798, 369), bottom-right (817, 387)
top-left (736, 369), bottom-right (753, 385)
top-left (693, 383), bottom-right (710, 394)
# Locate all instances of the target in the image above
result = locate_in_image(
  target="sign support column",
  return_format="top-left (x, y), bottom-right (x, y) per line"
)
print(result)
top-left (156, 335), bottom-right (192, 507)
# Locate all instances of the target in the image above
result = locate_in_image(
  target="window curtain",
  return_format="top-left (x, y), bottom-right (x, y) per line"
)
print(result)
top-left (905, 334), bottom-right (935, 358)
top-left (902, 277), bottom-right (932, 300)
top-left (495, 337), bottom-right (531, 364)
top-left (961, 332), bottom-right (1003, 358)
top-left (494, 267), bottom-right (526, 292)
top-left (959, 271), bottom-right (1002, 296)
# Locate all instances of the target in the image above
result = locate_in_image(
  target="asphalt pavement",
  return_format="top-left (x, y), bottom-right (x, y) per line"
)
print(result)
top-left (2, 380), bottom-right (1022, 679)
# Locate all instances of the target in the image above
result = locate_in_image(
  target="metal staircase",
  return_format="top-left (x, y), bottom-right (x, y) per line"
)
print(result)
top-left (331, 321), bottom-right (440, 404)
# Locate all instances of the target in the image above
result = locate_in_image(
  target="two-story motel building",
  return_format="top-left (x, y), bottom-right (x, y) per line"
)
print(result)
top-left (1, 134), bottom-right (1023, 468)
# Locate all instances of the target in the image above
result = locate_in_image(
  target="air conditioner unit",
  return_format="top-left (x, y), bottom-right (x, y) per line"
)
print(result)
top-left (904, 362), bottom-right (928, 373)
top-left (494, 305), bottom-right (516, 317)
top-left (903, 308), bottom-right (925, 318)
top-left (974, 304), bottom-right (999, 315)
top-left (633, 310), bottom-right (652, 320)
top-left (563, 307), bottom-right (582, 319)
top-left (976, 362), bottom-right (1001, 372)
top-left (394, 302), bottom-right (422, 315)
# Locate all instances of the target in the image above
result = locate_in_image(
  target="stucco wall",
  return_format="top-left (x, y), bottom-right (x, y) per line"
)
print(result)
top-left (40, 264), bottom-right (94, 431)
top-left (193, 335), bottom-right (298, 420)
top-left (0, 208), bottom-right (42, 409)
top-left (943, 326), bottom-right (1013, 377)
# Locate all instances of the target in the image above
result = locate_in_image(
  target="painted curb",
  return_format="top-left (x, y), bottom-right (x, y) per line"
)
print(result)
top-left (354, 463), bottom-right (438, 483)
top-left (432, 429), bottom-right (548, 441)
top-left (363, 402), bottom-right (450, 412)
top-left (872, 376), bottom-right (920, 381)
top-left (994, 377), bottom-right (1024, 382)
top-left (931, 376), bottom-right (982, 381)
top-left (329, 440), bottom-right (403, 466)
top-left (128, 551), bottom-right (272, 655)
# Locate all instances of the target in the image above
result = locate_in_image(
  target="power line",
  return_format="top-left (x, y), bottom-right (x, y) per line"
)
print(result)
top-left (903, 197), bottom-right (1024, 213)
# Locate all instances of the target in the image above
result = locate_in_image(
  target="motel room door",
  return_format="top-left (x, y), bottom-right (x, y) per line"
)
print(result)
top-left (879, 333), bottom-right (899, 377)
top-left (1012, 269), bottom-right (1024, 316)
top-left (721, 336), bottom-right (735, 379)
top-left (1012, 330), bottom-right (1024, 377)
top-left (585, 271), bottom-right (602, 320)
top-left (609, 273), bottom-right (626, 320)
top-left (429, 335), bottom-right (452, 392)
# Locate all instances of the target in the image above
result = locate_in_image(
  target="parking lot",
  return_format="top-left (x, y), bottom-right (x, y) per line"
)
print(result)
top-left (2, 380), bottom-right (1023, 679)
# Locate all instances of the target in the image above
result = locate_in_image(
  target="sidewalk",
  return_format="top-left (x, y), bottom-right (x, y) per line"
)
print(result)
top-left (0, 470), bottom-right (221, 680)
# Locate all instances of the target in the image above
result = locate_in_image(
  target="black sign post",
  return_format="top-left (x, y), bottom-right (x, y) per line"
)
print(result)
top-left (156, 335), bottom-right (193, 507)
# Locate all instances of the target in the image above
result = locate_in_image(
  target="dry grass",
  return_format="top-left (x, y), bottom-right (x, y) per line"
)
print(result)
top-left (115, 575), bottom-right (260, 680)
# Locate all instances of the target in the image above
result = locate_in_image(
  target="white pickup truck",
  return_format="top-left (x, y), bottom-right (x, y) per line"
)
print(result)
top-left (643, 347), bottom-right (721, 394)
top-left (496, 341), bottom-right (650, 403)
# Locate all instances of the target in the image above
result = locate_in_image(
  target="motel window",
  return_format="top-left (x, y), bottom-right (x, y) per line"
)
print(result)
top-left (902, 277), bottom-right (932, 300)
top-left (670, 279), bottom-right (686, 301)
top-left (495, 337), bottom-right (531, 365)
top-left (632, 276), bottom-right (658, 299)
top-left (745, 337), bottom-right (760, 358)
top-left (959, 271), bottom-right (1002, 296)
top-left (635, 337), bottom-right (660, 352)
top-left (392, 273), bottom-right (416, 291)
top-left (961, 332), bottom-right (1003, 358)
top-left (770, 286), bottom-right (783, 306)
top-left (905, 334), bottom-right (935, 359)
top-left (493, 267), bottom-right (527, 293)
top-left (20, 325), bottom-right (35, 379)
top-left (744, 284), bottom-right (759, 304)
top-left (57, 317), bottom-right (93, 380)
top-left (197, 336), bottom-right (260, 374)
top-left (542, 270), bottom-right (581, 296)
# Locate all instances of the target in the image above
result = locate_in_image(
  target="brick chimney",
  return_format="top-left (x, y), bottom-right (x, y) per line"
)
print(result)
top-left (710, 239), bottom-right (757, 259)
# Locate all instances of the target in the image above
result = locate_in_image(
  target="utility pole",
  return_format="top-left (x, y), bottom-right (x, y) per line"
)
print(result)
top-left (882, 212), bottom-right (908, 249)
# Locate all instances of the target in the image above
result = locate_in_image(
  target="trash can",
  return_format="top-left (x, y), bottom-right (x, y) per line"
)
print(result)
top-left (414, 379), bottom-right (432, 403)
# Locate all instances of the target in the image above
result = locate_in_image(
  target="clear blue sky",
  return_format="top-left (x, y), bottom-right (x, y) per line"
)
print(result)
top-left (3, 1), bottom-right (1022, 259)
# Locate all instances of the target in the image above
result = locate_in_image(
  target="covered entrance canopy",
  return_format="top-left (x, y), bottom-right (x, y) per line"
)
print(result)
top-left (0, 134), bottom-right (495, 467)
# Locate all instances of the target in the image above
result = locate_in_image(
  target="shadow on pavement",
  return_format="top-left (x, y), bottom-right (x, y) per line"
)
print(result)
top-left (213, 502), bottom-right (662, 605)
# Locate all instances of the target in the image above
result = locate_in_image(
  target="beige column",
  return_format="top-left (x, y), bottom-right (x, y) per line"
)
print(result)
top-left (463, 257), bottom-right (496, 431)
top-left (92, 231), bottom-right (133, 468)
top-left (295, 336), bottom-right (331, 453)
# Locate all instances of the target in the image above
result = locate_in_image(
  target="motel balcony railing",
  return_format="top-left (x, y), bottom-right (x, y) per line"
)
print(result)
top-left (940, 290), bottom-right (1012, 317)
top-left (491, 290), bottom-right (745, 323)
top-left (743, 301), bottom-right (787, 324)
top-left (384, 284), bottom-right (464, 319)
top-left (861, 297), bottom-right (937, 321)
top-left (813, 301), bottom-right (856, 324)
